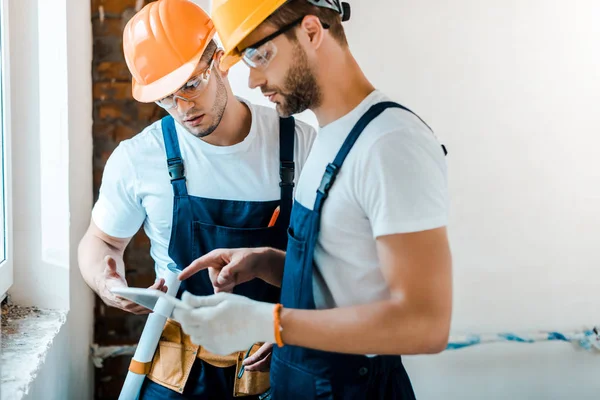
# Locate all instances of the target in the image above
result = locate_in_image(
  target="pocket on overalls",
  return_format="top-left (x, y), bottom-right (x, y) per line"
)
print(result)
top-left (270, 356), bottom-right (333, 400)
top-left (191, 222), bottom-right (283, 302)
top-left (282, 226), bottom-right (308, 305)
top-left (147, 319), bottom-right (198, 393)
top-left (191, 222), bottom-right (281, 259)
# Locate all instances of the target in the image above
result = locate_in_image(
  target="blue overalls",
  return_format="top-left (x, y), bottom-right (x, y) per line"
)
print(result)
top-left (271, 102), bottom-right (446, 399)
top-left (140, 115), bottom-right (296, 399)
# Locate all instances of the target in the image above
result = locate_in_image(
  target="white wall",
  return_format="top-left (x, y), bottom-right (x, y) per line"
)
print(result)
top-left (65, 0), bottom-right (95, 396)
top-left (227, 1), bottom-right (600, 399)
top-left (9, 0), bottom-right (94, 398)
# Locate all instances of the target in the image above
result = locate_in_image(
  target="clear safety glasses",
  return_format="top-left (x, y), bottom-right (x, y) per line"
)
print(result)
top-left (156, 58), bottom-right (215, 110)
top-left (241, 17), bottom-right (330, 70)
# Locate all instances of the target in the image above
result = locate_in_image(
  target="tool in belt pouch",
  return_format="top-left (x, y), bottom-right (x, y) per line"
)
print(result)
top-left (145, 319), bottom-right (271, 396)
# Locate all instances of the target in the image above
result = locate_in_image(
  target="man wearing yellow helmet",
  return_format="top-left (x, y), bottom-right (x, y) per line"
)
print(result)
top-left (175, 1), bottom-right (452, 399)
top-left (78, 0), bottom-right (317, 399)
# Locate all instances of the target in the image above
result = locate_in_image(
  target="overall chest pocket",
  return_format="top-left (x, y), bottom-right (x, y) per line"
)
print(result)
top-left (279, 226), bottom-right (309, 307)
top-left (270, 354), bottom-right (333, 400)
top-left (190, 221), bottom-right (284, 302)
top-left (191, 221), bottom-right (283, 259)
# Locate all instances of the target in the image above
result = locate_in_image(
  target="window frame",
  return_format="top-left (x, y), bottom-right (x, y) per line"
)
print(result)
top-left (0, 0), bottom-right (13, 299)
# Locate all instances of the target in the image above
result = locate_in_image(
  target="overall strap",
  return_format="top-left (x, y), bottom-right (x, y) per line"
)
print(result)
top-left (380, 101), bottom-right (447, 156)
top-left (314, 101), bottom-right (444, 212)
top-left (278, 116), bottom-right (296, 227)
top-left (161, 116), bottom-right (188, 197)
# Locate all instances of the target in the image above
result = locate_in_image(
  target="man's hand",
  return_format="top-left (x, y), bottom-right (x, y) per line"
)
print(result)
top-left (172, 292), bottom-right (275, 355)
top-left (179, 247), bottom-right (286, 291)
top-left (96, 255), bottom-right (167, 315)
top-left (179, 248), bottom-right (264, 292)
top-left (243, 343), bottom-right (273, 372)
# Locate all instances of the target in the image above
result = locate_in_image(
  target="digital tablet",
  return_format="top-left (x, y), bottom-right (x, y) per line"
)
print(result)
top-left (111, 287), bottom-right (194, 311)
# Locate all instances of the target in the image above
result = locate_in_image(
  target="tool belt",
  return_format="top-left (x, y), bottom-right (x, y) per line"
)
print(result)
top-left (129, 319), bottom-right (270, 397)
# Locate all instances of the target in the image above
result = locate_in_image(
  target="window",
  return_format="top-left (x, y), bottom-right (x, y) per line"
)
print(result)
top-left (0, 15), bottom-right (4, 263)
top-left (0, 0), bottom-right (12, 298)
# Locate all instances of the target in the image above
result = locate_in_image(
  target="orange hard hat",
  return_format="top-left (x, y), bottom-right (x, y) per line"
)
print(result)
top-left (123, 0), bottom-right (216, 103)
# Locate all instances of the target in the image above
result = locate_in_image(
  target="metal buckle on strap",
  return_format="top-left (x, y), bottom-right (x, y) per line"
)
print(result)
top-left (317, 163), bottom-right (339, 198)
top-left (167, 157), bottom-right (185, 181)
top-left (279, 161), bottom-right (295, 188)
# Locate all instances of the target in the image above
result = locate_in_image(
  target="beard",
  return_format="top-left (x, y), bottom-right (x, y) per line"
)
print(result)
top-left (268, 44), bottom-right (322, 117)
top-left (191, 72), bottom-right (228, 138)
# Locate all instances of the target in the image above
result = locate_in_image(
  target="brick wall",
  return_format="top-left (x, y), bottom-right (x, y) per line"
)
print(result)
top-left (91, 1), bottom-right (167, 398)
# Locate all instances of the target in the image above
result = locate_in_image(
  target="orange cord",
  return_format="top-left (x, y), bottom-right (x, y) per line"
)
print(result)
top-left (273, 303), bottom-right (284, 348)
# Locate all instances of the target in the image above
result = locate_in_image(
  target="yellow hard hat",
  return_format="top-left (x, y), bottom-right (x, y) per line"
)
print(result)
top-left (211, 0), bottom-right (287, 71)
top-left (123, 0), bottom-right (216, 103)
top-left (212, 0), bottom-right (350, 71)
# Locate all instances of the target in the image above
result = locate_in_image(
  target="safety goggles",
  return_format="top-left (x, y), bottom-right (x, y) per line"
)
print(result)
top-left (156, 58), bottom-right (215, 110)
top-left (241, 17), bottom-right (330, 70)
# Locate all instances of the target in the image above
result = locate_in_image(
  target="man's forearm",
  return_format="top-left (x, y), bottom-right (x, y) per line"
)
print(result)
top-left (77, 231), bottom-right (125, 293)
top-left (280, 299), bottom-right (451, 355)
top-left (256, 247), bottom-right (286, 287)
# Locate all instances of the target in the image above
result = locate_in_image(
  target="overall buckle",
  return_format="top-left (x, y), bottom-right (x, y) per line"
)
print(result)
top-left (279, 161), bottom-right (295, 188)
top-left (317, 163), bottom-right (339, 198)
top-left (167, 157), bottom-right (185, 181)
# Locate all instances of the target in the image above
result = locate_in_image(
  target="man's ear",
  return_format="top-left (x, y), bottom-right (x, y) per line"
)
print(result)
top-left (214, 49), bottom-right (230, 76)
top-left (299, 15), bottom-right (325, 50)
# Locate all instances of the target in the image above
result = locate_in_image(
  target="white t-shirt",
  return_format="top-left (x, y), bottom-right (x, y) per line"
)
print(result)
top-left (92, 99), bottom-right (317, 277)
top-left (295, 90), bottom-right (449, 310)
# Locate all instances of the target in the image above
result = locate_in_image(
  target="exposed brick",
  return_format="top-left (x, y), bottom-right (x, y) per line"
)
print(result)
top-left (95, 314), bottom-right (146, 344)
top-left (95, 61), bottom-right (131, 82)
top-left (92, 17), bottom-right (125, 38)
top-left (137, 102), bottom-right (166, 123)
top-left (98, 150), bottom-right (113, 166)
top-left (95, 355), bottom-right (132, 399)
top-left (94, 82), bottom-right (132, 101)
top-left (98, 104), bottom-right (124, 121)
top-left (92, 0), bottom-right (139, 16)
top-left (93, 170), bottom-right (103, 196)
top-left (97, 102), bottom-right (142, 125)
top-left (114, 123), bottom-right (137, 142)
top-left (93, 36), bottom-right (125, 63)
top-left (92, 2), bottom-right (165, 397)
top-left (126, 272), bottom-right (157, 289)
top-left (93, 139), bottom-right (118, 160)
top-left (124, 254), bottom-right (154, 275)
top-left (95, 298), bottom-right (127, 320)
top-left (132, 232), bottom-right (151, 248)
top-left (93, 122), bottom-right (116, 141)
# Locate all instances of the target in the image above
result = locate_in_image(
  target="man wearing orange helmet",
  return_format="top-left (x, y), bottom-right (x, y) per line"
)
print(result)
top-left (78, 0), bottom-right (316, 399)
top-left (174, 0), bottom-right (452, 399)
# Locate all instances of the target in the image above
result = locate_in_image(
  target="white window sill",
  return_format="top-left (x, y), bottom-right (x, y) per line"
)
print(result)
top-left (0, 301), bottom-right (67, 400)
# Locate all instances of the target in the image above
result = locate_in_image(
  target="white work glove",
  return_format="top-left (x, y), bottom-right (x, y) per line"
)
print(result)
top-left (172, 292), bottom-right (276, 355)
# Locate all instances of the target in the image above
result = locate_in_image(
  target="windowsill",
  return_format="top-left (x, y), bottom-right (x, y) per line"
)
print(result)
top-left (0, 301), bottom-right (67, 400)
